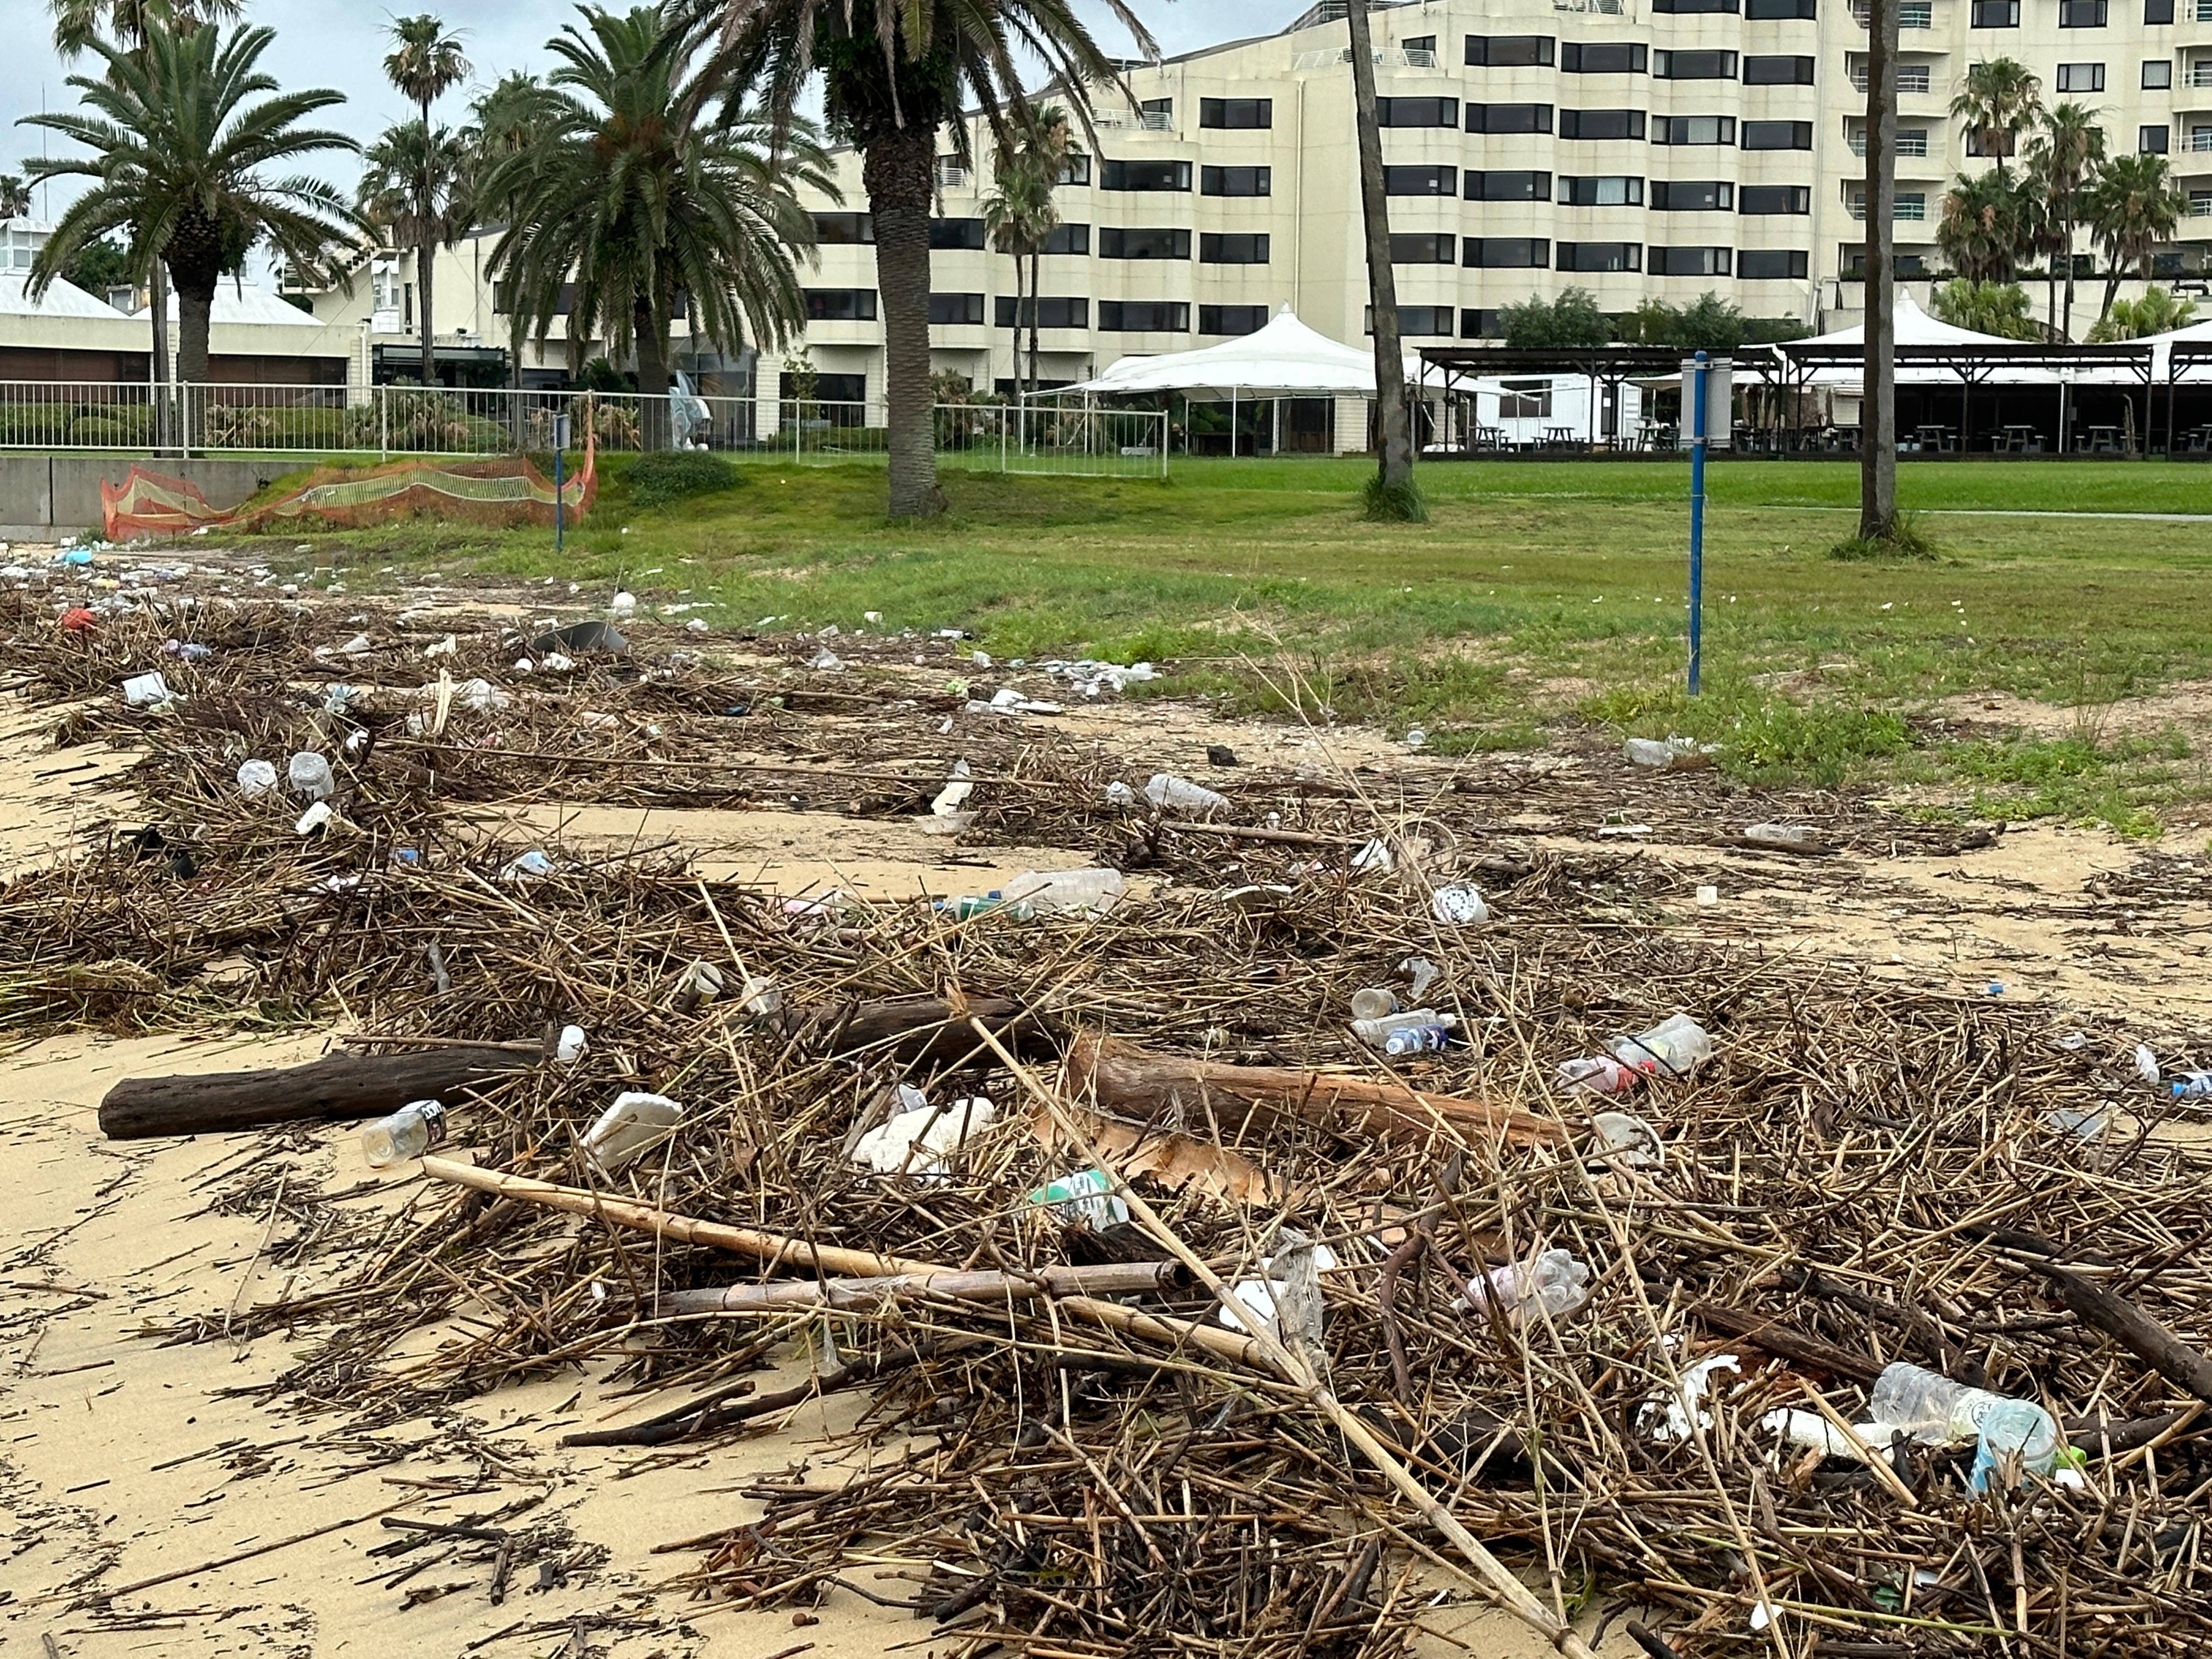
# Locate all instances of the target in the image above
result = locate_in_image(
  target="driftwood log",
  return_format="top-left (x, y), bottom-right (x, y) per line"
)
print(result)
top-left (1064, 1032), bottom-right (1561, 1148)
top-left (98, 1045), bottom-right (542, 1139)
top-left (829, 995), bottom-right (1037, 1063)
top-left (2024, 1258), bottom-right (2212, 1405)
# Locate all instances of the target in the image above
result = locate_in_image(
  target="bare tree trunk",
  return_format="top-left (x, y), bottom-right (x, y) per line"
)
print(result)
top-left (418, 95), bottom-right (437, 387)
top-left (1009, 249), bottom-right (1025, 405)
top-left (174, 278), bottom-right (213, 450)
top-left (1027, 246), bottom-right (1041, 399)
top-left (1859, 0), bottom-right (1899, 541)
top-left (149, 258), bottom-right (172, 452)
top-left (862, 127), bottom-right (945, 519)
top-left (634, 296), bottom-right (670, 452)
top-left (1346, 0), bottom-right (1414, 503)
top-left (2063, 229), bottom-right (2079, 341)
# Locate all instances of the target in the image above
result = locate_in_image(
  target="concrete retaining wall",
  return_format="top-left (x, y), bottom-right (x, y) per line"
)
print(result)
top-left (0, 455), bottom-right (300, 539)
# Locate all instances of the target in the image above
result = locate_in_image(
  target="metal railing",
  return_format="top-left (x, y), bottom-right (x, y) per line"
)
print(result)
top-left (1849, 131), bottom-right (1933, 157)
top-left (1854, 1), bottom-right (1933, 25)
top-left (1850, 66), bottom-right (1933, 93)
top-left (2189, 131), bottom-right (2212, 151)
top-left (0, 381), bottom-right (1170, 480)
top-left (2187, 63), bottom-right (2212, 87)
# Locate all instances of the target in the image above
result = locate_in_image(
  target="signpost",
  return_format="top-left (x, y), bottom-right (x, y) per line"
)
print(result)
top-left (551, 411), bottom-right (571, 557)
top-left (1679, 353), bottom-right (1731, 695)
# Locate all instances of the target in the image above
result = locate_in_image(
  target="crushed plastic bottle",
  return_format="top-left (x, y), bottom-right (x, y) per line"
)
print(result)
top-left (363, 1099), bottom-right (447, 1167)
top-left (235, 759), bottom-right (279, 799)
top-left (1970, 1397), bottom-right (2062, 1492)
top-left (582, 1092), bottom-right (683, 1176)
top-left (500, 849), bottom-right (557, 881)
top-left (1351, 1009), bottom-right (1459, 1049)
top-left (1349, 987), bottom-right (1401, 1022)
top-left (1742, 822), bottom-right (1820, 852)
top-left (2172, 1072), bottom-right (2212, 1102)
top-left (2137, 1044), bottom-right (2163, 1084)
top-left (1001, 867), bottom-right (1128, 917)
top-left (287, 752), bottom-right (335, 800)
top-left (737, 974), bottom-right (782, 1018)
top-left (1459, 1248), bottom-right (1591, 1325)
top-left (1144, 773), bottom-right (1231, 814)
top-left (1029, 1168), bottom-right (1131, 1230)
top-left (1557, 1055), bottom-right (1639, 1096)
top-left (1624, 735), bottom-right (1713, 771)
top-left (1611, 1013), bottom-right (1714, 1080)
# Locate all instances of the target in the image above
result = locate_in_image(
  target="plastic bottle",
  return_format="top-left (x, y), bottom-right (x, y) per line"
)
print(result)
top-left (1144, 774), bottom-right (1231, 814)
top-left (940, 893), bottom-right (1036, 921)
top-left (287, 751), bottom-right (335, 800)
top-left (2171, 1072), bottom-right (2212, 1102)
top-left (1867, 1362), bottom-right (2007, 1446)
top-left (582, 1092), bottom-right (683, 1176)
top-left (1352, 1009), bottom-right (1459, 1048)
top-left (1002, 868), bottom-right (1128, 916)
top-left (1971, 1398), bottom-right (2061, 1492)
top-left (363, 1099), bottom-right (447, 1167)
top-left (1462, 1249), bottom-right (1591, 1324)
top-left (1349, 987), bottom-right (1400, 1022)
top-left (1743, 822), bottom-right (1819, 851)
top-left (236, 759), bottom-right (279, 799)
top-left (1029, 1168), bottom-right (1131, 1231)
top-left (1611, 1013), bottom-right (1714, 1080)
top-left (1557, 1056), bottom-right (1639, 1096)
top-left (1383, 1022), bottom-right (1454, 1057)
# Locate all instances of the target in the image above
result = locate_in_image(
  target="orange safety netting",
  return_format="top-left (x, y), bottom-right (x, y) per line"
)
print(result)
top-left (101, 441), bottom-right (596, 541)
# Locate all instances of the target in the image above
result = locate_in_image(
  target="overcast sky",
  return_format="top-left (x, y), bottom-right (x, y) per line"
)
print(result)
top-left (6, 0), bottom-right (1314, 223)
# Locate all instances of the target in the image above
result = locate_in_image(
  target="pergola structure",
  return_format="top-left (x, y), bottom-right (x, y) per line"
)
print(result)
top-left (1773, 340), bottom-right (2156, 454)
top-left (1414, 345), bottom-right (1722, 452)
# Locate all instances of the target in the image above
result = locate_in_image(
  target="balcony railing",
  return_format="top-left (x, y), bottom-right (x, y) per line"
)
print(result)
top-left (1554, 0), bottom-right (1629, 12)
top-left (2190, 131), bottom-right (2212, 151)
top-left (1850, 66), bottom-right (1934, 92)
top-left (2187, 64), bottom-right (2212, 88)
top-left (1290, 46), bottom-right (1443, 70)
top-left (1849, 199), bottom-right (1929, 219)
top-left (1854, 1), bottom-right (1934, 25)
top-left (1848, 132), bottom-right (1934, 157)
top-left (2192, 193), bottom-right (2212, 216)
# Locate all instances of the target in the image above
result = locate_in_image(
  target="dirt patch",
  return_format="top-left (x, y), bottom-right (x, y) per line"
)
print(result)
top-left (1937, 680), bottom-right (2212, 743)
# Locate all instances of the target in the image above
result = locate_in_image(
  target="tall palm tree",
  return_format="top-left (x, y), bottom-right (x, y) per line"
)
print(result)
top-left (1950, 58), bottom-right (2041, 180)
top-left (1860, 0), bottom-right (1899, 542)
top-left (980, 105), bottom-right (1068, 404)
top-left (471, 72), bottom-right (557, 402)
top-left (484, 4), bottom-right (828, 450)
top-left (18, 24), bottom-right (362, 424)
top-left (1347, 0), bottom-right (1417, 517)
top-left (383, 15), bottom-right (471, 385)
top-left (358, 120), bottom-right (475, 383)
top-left (717, 0), bottom-right (1155, 520)
top-left (2086, 153), bottom-right (2187, 323)
top-left (0, 174), bottom-right (31, 219)
top-left (2026, 103), bottom-right (2106, 340)
top-left (1937, 169), bottom-right (2028, 285)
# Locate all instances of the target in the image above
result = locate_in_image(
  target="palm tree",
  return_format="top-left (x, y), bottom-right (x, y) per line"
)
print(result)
top-left (980, 106), bottom-right (1068, 404)
top-left (1929, 276), bottom-right (2039, 338)
top-left (2026, 103), bottom-right (2106, 340)
top-left (470, 72), bottom-right (557, 404)
top-left (18, 24), bottom-right (362, 424)
top-left (2086, 153), bottom-right (2187, 323)
top-left (1348, 0), bottom-right (1417, 517)
top-left (2087, 286), bottom-right (2197, 340)
top-left (1950, 58), bottom-right (2041, 180)
top-left (483, 4), bottom-right (828, 450)
top-left (382, 15), bottom-right (471, 386)
top-left (1937, 169), bottom-right (2029, 285)
top-left (0, 174), bottom-right (30, 219)
top-left (718, 0), bottom-right (1155, 521)
top-left (358, 120), bottom-right (475, 383)
top-left (1860, 0), bottom-right (1899, 543)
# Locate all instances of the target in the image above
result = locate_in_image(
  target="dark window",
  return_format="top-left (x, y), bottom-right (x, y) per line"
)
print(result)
top-left (1404, 35), bottom-right (1437, 54)
top-left (2147, 0), bottom-right (2175, 20)
top-left (1101, 159), bottom-right (1190, 191)
top-left (1560, 108), bottom-right (1647, 139)
top-left (1384, 165), bottom-right (1459, 195)
top-left (928, 217), bottom-right (986, 251)
top-left (1466, 170), bottom-right (1553, 201)
top-left (1737, 249), bottom-right (1810, 279)
top-left (1097, 300), bottom-right (1189, 332)
top-left (2061, 0), bottom-right (2108, 20)
top-left (929, 292), bottom-right (984, 325)
top-left (1649, 245), bottom-right (1733, 275)
top-left (1840, 247), bottom-right (1929, 278)
top-left (1199, 232), bottom-right (1271, 263)
top-left (1140, 98), bottom-right (1172, 125)
top-left (1460, 308), bottom-right (1503, 338)
top-left (1556, 240), bottom-right (1642, 271)
top-left (1654, 115), bottom-right (1736, 144)
top-left (804, 288), bottom-right (877, 321)
top-left (1466, 103), bottom-right (1554, 133)
top-left (1379, 96), bottom-right (1460, 127)
top-left (1199, 97), bottom-right (1272, 129)
top-left (1465, 34), bottom-right (1556, 65)
top-left (1742, 119), bottom-right (1813, 148)
top-left (2142, 123), bottom-right (2171, 152)
top-left (993, 296), bottom-right (1088, 329)
top-left (1558, 174), bottom-right (1644, 204)
top-left (2145, 59), bottom-right (2174, 87)
top-left (1041, 222), bottom-right (1090, 255)
top-left (1059, 153), bottom-right (1092, 186)
top-left (2056, 62), bottom-right (2105, 91)
top-left (1743, 53), bottom-right (1817, 82)
top-left (1561, 42), bottom-right (1647, 72)
top-left (1200, 165), bottom-right (1272, 197)
top-left (1740, 184), bottom-right (1812, 213)
top-left (1745, 0), bottom-right (1816, 16)
top-left (814, 212), bottom-right (874, 244)
top-left (1366, 305), bottom-right (1458, 336)
top-left (1652, 179), bottom-right (1735, 210)
top-left (1392, 232), bottom-right (1458, 263)
top-left (1098, 227), bottom-right (1190, 259)
top-left (1652, 0), bottom-right (1740, 12)
top-left (1199, 304), bottom-right (1268, 335)
top-left (1463, 236), bottom-right (1551, 268)
top-left (1972, 0), bottom-right (2020, 20)
top-left (784, 370), bottom-right (865, 404)
top-left (1655, 49), bottom-right (1739, 77)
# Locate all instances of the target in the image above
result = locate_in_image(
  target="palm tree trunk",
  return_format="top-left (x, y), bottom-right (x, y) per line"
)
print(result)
top-left (862, 127), bottom-right (945, 519)
top-left (149, 259), bottom-right (173, 452)
top-left (1346, 0), bottom-right (1413, 496)
top-left (418, 94), bottom-right (437, 387)
top-left (1009, 252), bottom-right (1025, 406)
top-left (1860, 0), bottom-right (1899, 540)
top-left (2062, 226), bottom-right (2079, 340)
top-left (174, 277), bottom-right (213, 450)
top-left (635, 296), bottom-right (671, 452)
top-left (1027, 247), bottom-right (1041, 400)
top-left (2100, 268), bottom-right (2123, 323)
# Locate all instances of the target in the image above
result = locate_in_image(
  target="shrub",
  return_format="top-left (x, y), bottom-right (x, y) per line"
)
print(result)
top-left (627, 449), bottom-right (741, 507)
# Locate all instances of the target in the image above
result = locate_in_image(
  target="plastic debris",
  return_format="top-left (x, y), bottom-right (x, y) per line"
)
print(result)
top-left (287, 752), bottom-right (336, 800)
top-left (1624, 735), bottom-right (1714, 770)
top-left (500, 849), bottom-right (558, 881)
top-left (1459, 1248), bottom-right (1591, 1325)
top-left (1145, 774), bottom-right (1230, 814)
top-left (556, 1025), bottom-right (588, 1064)
top-left (235, 759), bottom-right (279, 799)
top-left (851, 1089), bottom-right (997, 1179)
top-left (1029, 1169), bottom-right (1130, 1231)
top-left (583, 1092), bottom-right (682, 1176)
top-left (1638, 1352), bottom-right (1742, 1442)
top-left (1429, 884), bottom-right (1489, 926)
top-left (122, 670), bottom-right (172, 708)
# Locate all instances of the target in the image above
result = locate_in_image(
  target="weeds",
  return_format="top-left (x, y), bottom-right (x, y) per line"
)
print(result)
top-left (1829, 511), bottom-right (1939, 562)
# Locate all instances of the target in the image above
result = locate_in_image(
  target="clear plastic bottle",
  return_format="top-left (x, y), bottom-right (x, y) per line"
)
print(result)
top-left (1462, 1249), bottom-right (1591, 1324)
top-left (940, 893), bottom-right (1036, 921)
top-left (287, 751), bottom-right (335, 800)
top-left (1867, 1362), bottom-right (2005, 1445)
top-left (2171, 1072), bottom-right (2212, 1102)
top-left (1383, 1022), bottom-right (1453, 1057)
top-left (1558, 1056), bottom-right (1639, 1096)
top-left (1971, 1398), bottom-right (2061, 1492)
top-left (1352, 1009), bottom-right (1459, 1048)
top-left (1611, 1014), bottom-right (1714, 1080)
top-left (1349, 987), bottom-right (1400, 1022)
top-left (1144, 774), bottom-right (1231, 814)
top-left (363, 1099), bottom-right (447, 1167)
top-left (1001, 867), bottom-right (1128, 916)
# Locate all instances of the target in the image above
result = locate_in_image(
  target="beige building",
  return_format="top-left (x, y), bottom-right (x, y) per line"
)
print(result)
top-left (788, 0), bottom-right (2212, 406)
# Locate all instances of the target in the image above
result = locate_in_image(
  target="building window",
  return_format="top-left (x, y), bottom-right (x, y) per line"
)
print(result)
top-left (1467, 169), bottom-right (1554, 201)
top-left (1384, 165), bottom-right (1459, 195)
top-left (1367, 306), bottom-right (1458, 336)
top-left (1742, 54), bottom-right (1817, 82)
top-left (2145, 59), bottom-right (2174, 87)
top-left (1655, 49), bottom-right (1739, 77)
top-left (1561, 42), bottom-right (1647, 72)
top-left (814, 212), bottom-right (874, 244)
top-left (934, 156), bottom-right (969, 188)
top-left (1463, 237), bottom-right (1551, 268)
top-left (1497, 380), bottom-right (1555, 419)
top-left (1652, 0), bottom-right (1739, 12)
top-left (1466, 34), bottom-right (1556, 65)
top-left (2148, 0), bottom-right (2175, 18)
top-left (928, 292), bottom-right (984, 325)
top-left (1740, 184), bottom-right (1812, 213)
top-left (1138, 98), bottom-right (1172, 130)
top-left (2192, 189), bottom-right (2212, 215)
top-left (804, 288), bottom-right (877, 321)
top-left (1742, 120), bottom-right (1814, 148)
top-left (2056, 63), bottom-right (2106, 91)
top-left (1739, 249), bottom-right (1810, 279)
top-left (1200, 165), bottom-right (1271, 197)
top-left (928, 218), bottom-right (986, 251)
top-left (1098, 301), bottom-right (1189, 332)
top-left (1098, 227), bottom-right (1190, 259)
top-left (1467, 103), bottom-right (1555, 133)
top-left (1560, 108), bottom-right (1647, 139)
top-left (1650, 245), bottom-right (1733, 275)
top-left (1653, 179), bottom-right (1736, 210)
top-left (1460, 309), bottom-right (1502, 338)
top-left (1839, 246), bottom-right (1929, 278)
top-left (1392, 232), bottom-right (1458, 263)
top-left (2060, 0), bottom-right (2108, 19)
top-left (1059, 153), bottom-right (1091, 187)
top-left (783, 370), bottom-right (865, 404)
top-left (1378, 97), bottom-right (1460, 127)
top-left (1556, 240), bottom-right (1643, 270)
top-left (1199, 305), bottom-right (1269, 336)
top-left (1971, 0), bottom-right (2021, 19)
top-left (994, 296), bottom-right (1088, 329)
top-left (1041, 223), bottom-right (1090, 255)
top-left (2143, 123), bottom-right (2172, 151)
top-left (1558, 174), bottom-right (1644, 205)
top-left (1199, 232), bottom-right (1270, 263)
top-left (1101, 159), bottom-right (1191, 191)
top-left (1199, 97), bottom-right (1272, 129)
top-left (1745, 0), bottom-right (1817, 16)
top-left (1654, 115), bottom-right (1736, 144)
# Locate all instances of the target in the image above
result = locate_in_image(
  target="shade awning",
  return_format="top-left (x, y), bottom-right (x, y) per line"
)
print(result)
top-left (1063, 306), bottom-right (1418, 398)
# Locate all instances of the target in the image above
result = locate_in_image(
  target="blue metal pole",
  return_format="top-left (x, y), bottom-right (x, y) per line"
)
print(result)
top-left (1688, 351), bottom-right (1707, 696)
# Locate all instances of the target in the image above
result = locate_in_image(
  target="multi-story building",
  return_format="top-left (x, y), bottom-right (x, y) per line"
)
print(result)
top-left (787, 0), bottom-right (2212, 413)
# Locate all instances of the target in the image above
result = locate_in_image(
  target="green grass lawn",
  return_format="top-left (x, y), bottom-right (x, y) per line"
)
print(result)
top-left (263, 453), bottom-right (2212, 832)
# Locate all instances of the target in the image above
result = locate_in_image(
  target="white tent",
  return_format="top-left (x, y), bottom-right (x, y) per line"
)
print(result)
top-left (1784, 294), bottom-right (2049, 385)
top-left (1065, 304), bottom-right (1419, 398)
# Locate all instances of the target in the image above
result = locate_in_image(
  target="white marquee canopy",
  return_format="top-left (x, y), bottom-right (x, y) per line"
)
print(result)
top-left (1063, 305), bottom-right (1419, 399)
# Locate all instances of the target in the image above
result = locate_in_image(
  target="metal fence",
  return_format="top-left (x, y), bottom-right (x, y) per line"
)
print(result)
top-left (0, 381), bottom-right (1169, 479)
